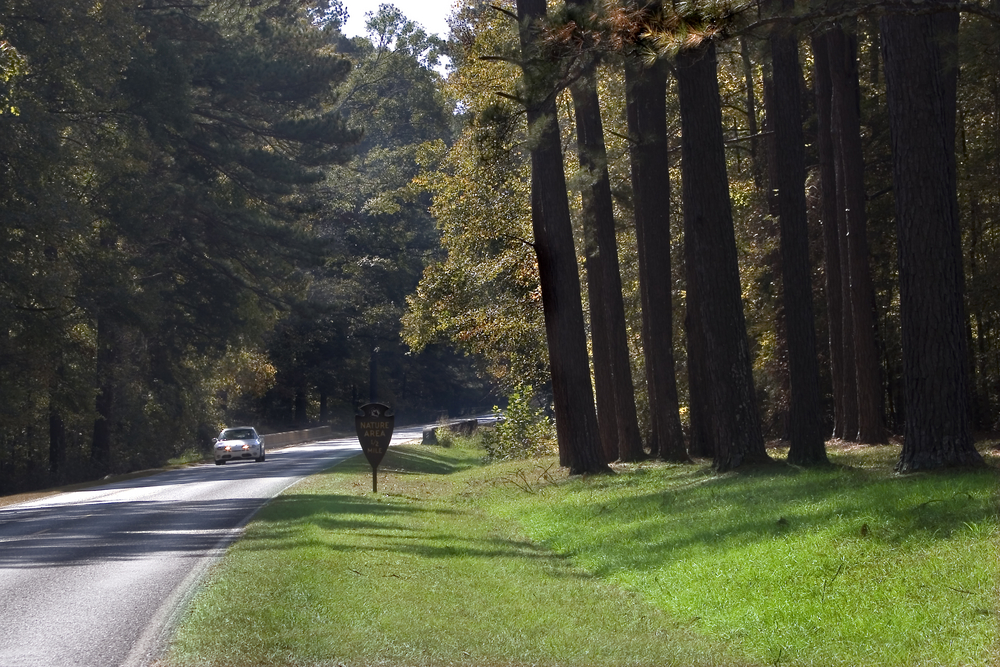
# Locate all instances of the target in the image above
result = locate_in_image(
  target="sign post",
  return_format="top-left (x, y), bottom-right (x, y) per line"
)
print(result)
top-left (354, 403), bottom-right (394, 493)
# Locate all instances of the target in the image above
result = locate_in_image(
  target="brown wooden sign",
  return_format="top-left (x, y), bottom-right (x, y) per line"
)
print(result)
top-left (355, 403), bottom-right (394, 492)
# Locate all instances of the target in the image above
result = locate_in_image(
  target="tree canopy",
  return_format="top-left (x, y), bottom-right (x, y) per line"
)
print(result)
top-left (0, 0), bottom-right (488, 493)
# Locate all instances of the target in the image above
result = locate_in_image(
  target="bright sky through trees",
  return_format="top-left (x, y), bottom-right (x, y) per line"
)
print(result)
top-left (341, 0), bottom-right (455, 38)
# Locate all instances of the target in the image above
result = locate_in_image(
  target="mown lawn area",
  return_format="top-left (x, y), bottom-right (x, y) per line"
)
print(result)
top-left (161, 439), bottom-right (999, 667)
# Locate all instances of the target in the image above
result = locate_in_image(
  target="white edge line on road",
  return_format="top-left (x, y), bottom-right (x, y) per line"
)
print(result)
top-left (122, 446), bottom-right (364, 667)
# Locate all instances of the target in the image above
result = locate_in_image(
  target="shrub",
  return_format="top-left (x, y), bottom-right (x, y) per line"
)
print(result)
top-left (482, 386), bottom-right (556, 461)
top-left (435, 427), bottom-right (456, 448)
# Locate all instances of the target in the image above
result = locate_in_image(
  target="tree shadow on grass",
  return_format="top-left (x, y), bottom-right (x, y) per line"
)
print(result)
top-left (383, 447), bottom-right (481, 475)
top-left (311, 446), bottom-right (480, 479)
top-left (558, 462), bottom-right (999, 577)
top-left (239, 491), bottom-right (593, 579)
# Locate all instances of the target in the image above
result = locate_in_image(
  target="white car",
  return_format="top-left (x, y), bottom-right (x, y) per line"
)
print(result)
top-left (214, 427), bottom-right (265, 464)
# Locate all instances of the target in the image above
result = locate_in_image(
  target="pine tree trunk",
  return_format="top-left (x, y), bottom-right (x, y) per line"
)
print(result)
top-left (675, 41), bottom-right (770, 472)
top-left (761, 76), bottom-right (791, 437)
top-left (48, 400), bottom-right (66, 477)
top-left (569, 50), bottom-right (645, 463)
top-left (294, 389), bottom-right (308, 427)
top-left (684, 61), bottom-right (718, 461)
top-left (320, 389), bottom-right (329, 424)
top-left (880, 6), bottom-right (984, 471)
top-left (812, 31), bottom-right (847, 440)
top-left (739, 36), bottom-right (764, 191)
top-left (585, 245), bottom-right (619, 462)
top-left (516, 0), bottom-right (607, 475)
top-left (369, 345), bottom-right (378, 403)
top-left (91, 314), bottom-right (115, 474)
top-left (684, 236), bottom-right (714, 460)
top-left (835, 138), bottom-right (860, 440)
top-left (770, 11), bottom-right (828, 464)
top-left (625, 56), bottom-right (688, 462)
top-left (828, 26), bottom-right (886, 444)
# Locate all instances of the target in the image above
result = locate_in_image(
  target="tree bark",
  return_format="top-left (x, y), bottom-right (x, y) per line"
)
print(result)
top-left (567, 31), bottom-right (645, 463)
top-left (684, 63), bottom-right (719, 460)
top-left (812, 31), bottom-right (847, 441)
top-left (587, 264), bottom-right (620, 462)
top-left (515, 0), bottom-right (608, 475)
top-left (828, 25), bottom-right (887, 444)
top-left (625, 55), bottom-right (688, 462)
top-left (369, 344), bottom-right (378, 403)
top-left (739, 35), bottom-right (765, 191)
top-left (294, 388), bottom-right (308, 427)
top-left (835, 128), bottom-right (860, 440)
top-left (684, 232), bottom-right (714, 460)
top-left (675, 41), bottom-right (770, 472)
top-left (91, 314), bottom-right (115, 474)
top-left (761, 76), bottom-right (791, 436)
top-left (769, 9), bottom-right (828, 464)
top-left (48, 400), bottom-right (66, 477)
top-left (320, 388), bottom-right (329, 424)
top-left (880, 6), bottom-right (984, 470)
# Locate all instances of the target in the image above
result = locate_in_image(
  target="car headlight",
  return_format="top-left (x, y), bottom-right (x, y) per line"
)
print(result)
top-left (242, 444), bottom-right (250, 450)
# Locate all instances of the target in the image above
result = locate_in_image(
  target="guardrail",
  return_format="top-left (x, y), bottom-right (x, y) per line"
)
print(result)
top-left (422, 415), bottom-right (502, 444)
top-left (261, 426), bottom-right (333, 448)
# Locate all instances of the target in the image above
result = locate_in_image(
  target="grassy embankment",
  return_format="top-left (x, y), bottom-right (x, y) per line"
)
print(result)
top-left (162, 435), bottom-right (999, 667)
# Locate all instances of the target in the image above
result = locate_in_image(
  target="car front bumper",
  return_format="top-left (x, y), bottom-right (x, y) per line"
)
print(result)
top-left (214, 445), bottom-right (262, 461)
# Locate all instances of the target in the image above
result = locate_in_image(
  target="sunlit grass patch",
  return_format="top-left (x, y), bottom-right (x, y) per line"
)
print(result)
top-left (488, 445), bottom-right (999, 667)
top-left (163, 440), bottom-right (998, 667)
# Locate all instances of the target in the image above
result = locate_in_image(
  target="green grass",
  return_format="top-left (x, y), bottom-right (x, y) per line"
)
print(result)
top-left (492, 446), bottom-right (999, 667)
top-left (167, 449), bottom-right (212, 466)
top-left (162, 441), bottom-right (1000, 667)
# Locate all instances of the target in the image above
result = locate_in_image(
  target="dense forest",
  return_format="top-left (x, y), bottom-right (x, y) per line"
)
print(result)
top-left (1, 0), bottom-right (997, 493)
top-left (0, 0), bottom-right (488, 493)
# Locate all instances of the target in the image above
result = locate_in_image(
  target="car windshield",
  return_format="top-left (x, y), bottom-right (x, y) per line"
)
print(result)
top-left (221, 429), bottom-right (255, 440)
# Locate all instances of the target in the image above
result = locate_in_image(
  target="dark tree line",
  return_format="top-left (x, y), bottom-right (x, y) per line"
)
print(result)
top-left (3, 0), bottom-right (353, 490)
top-left (0, 0), bottom-right (485, 494)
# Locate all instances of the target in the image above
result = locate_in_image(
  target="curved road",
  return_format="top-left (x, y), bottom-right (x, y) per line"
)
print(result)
top-left (0, 426), bottom-right (425, 667)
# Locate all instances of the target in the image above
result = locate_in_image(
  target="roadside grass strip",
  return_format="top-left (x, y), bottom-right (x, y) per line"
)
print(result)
top-left (163, 444), bottom-right (724, 667)
top-left (163, 441), bottom-right (999, 667)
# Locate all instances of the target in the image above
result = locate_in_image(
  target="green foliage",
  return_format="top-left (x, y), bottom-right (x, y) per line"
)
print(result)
top-left (0, 0), bottom-right (362, 491)
top-left (432, 424), bottom-right (458, 448)
top-left (256, 5), bottom-right (491, 428)
top-left (402, 3), bottom-right (551, 392)
top-left (406, 0), bottom-right (1000, 451)
top-left (482, 386), bottom-right (556, 461)
top-left (0, 0), bottom-right (494, 493)
top-left (430, 423), bottom-right (488, 451)
top-left (6, 0), bottom-right (1000, 491)
top-left (401, 129), bottom-right (548, 390)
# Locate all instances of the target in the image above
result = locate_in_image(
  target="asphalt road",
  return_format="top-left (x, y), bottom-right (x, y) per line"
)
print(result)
top-left (0, 425), bottom-right (426, 667)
